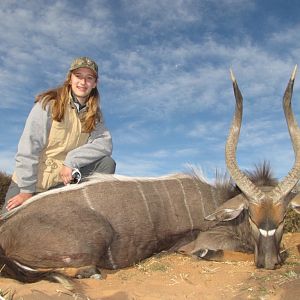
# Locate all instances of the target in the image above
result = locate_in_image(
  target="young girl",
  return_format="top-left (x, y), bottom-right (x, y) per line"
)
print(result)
top-left (3, 57), bottom-right (115, 212)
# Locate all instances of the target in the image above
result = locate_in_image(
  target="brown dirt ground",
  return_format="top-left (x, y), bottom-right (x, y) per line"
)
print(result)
top-left (0, 233), bottom-right (299, 300)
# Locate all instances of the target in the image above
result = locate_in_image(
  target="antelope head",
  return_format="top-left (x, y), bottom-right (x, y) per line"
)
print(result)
top-left (207, 66), bottom-right (300, 269)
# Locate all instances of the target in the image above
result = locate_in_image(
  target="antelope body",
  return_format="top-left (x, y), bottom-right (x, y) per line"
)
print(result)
top-left (0, 68), bottom-right (300, 284)
top-left (0, 174), bottom-right (225, 271)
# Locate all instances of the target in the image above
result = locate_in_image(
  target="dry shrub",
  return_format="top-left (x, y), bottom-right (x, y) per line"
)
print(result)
top-left (284, 208), bottom-right (300, 233)
top-left (0, 171), bottom-right (11, 210)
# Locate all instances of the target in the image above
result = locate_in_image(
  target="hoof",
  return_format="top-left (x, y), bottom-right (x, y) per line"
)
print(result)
top-left (193, 249), bottom-right (224, 260)
top-left (90, 273), bottom-right (102, 280)
top-left (75, 265), bottom-right (102, 279)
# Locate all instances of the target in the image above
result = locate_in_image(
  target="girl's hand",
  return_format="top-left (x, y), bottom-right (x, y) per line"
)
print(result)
top-left (60, 165), bottom-right (73, 185)
top-left (6, 193), bottom-right (33, 211)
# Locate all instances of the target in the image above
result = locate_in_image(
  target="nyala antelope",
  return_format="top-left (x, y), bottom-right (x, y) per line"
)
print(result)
top-left (0, 67), bottom-right (299, 286)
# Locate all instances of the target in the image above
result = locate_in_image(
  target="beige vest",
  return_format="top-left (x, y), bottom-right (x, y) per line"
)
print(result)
top-left (12, 104), bottom-right (89, 192)
top-left (35, 102), bottom-right (89, 192)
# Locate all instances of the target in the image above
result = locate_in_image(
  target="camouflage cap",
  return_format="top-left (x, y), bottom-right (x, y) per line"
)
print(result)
top-left (69, 57), bottom-right (98, 76)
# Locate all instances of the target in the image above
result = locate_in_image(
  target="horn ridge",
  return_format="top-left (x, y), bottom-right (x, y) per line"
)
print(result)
top-left (225, 70), bottom-right (265, 204)
top-left (271, 66), bottom-right (300, 202)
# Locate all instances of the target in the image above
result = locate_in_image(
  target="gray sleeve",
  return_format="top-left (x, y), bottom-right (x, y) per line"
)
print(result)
top-left (14, 102), bottom-right (51, 193)
top-left (64, 121), bottom-right (113, 169)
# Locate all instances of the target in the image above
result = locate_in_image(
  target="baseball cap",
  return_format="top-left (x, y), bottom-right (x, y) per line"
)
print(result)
top-left (69, 57), bottom-right (98, 76)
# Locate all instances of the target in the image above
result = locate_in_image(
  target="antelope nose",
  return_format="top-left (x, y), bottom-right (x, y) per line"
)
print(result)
top-left (263, 255), bottom-right (281, 270)
top-left (256, 252), bottom-right (281, 269)
top-left (264, 263), bottom-right (277, 270)
top-left (256, 260), bottom-right (278, 270)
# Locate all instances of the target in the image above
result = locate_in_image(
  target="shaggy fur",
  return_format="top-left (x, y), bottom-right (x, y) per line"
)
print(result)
top-left (0, 171), bottom-right (11, 210)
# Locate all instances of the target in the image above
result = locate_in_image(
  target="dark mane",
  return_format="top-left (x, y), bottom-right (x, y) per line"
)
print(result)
top-left (244, 161), bottom-right (278, 187)
top-left (214, 169), bottom-right (239, 200)
top-left (189, 161), bottom-right (278, 205)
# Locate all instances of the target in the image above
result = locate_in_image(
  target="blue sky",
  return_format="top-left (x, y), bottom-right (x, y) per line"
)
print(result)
top-left (1, 0), bottom-right (300, 181)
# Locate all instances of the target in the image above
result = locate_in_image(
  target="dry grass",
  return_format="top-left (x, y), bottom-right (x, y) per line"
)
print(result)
top-left (0, 288), bottom-right (14, 300)
top-left (284, 208), bottom-right (300, 232)
top-left (0, 171), bottom-right (11, 210)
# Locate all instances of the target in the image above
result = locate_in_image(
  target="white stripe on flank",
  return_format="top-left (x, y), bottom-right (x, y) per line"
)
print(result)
top-left (161, 181), bottom-right (173, 209)
top-left (193, 178), bottom-right (206, 217)
top-left (159, 181), bottom-right (179, 227)
top-left (83, 188), bottom-right (95, 211)
top-left (176, 179), bottom-right (194, 230)
top-left (136, 182), bottom-right (155, 230)
top-left (191, 177), bottom-right (206, 217)
top-left (107, 246), bottom-right (117, 269)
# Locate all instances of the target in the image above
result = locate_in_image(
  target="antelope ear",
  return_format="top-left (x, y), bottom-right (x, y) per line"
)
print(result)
top-left (205, 194), bottom-right (247, 222)
top-left (290, 193), bottom-right (300, 214)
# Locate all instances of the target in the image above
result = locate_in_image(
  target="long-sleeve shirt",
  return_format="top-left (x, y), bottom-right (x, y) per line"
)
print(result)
top-left (14, 101), bottom-right (113, 193)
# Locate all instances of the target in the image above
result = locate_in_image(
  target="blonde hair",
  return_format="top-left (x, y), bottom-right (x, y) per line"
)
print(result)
top-left (35, 72), bottom-right (101, 133)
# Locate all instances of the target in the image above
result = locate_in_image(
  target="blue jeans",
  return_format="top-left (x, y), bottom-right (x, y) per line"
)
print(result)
top-left (2, 156), bottom-right (116, 214)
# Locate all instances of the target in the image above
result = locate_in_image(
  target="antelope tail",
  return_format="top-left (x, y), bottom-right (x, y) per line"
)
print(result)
top-left (0, 246), bottom-right (74, 289)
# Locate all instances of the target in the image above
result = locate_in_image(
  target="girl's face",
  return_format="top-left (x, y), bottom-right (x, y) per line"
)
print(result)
top-left (70, 67), bottom-right (97, 103)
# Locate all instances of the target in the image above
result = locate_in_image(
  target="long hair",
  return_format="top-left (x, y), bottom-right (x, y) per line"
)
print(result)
top-left (35, 72), bottom-right (101, 133)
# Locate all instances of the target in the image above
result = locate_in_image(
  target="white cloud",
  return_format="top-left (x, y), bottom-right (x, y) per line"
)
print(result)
top-left (188, 120), bottom-right (228, 138)
top-left (1, 0), bottom-right (300, 181)
top-left (115, 157), bottom-right (164, 177)
top-left (0, 150), bottom-right (15, 174)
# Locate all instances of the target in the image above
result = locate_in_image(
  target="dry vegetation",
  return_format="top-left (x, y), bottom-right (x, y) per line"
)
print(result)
top-left (0, 171), bottom-right (11, 209)
top-left (284, 209), bottom-right (300, 232)
top-left (0, 233), bottom-right (299, 299)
